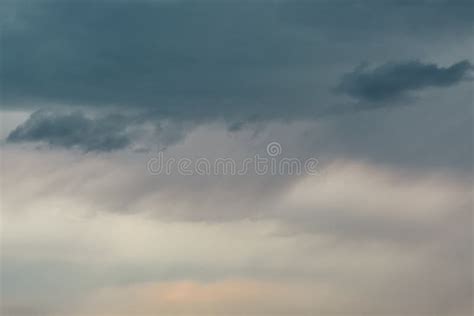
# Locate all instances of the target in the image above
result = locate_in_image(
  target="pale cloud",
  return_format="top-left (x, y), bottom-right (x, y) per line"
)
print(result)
top-left (1, 136), bottom-right (472, 315)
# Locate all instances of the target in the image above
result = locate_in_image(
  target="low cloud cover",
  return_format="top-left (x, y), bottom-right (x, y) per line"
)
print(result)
top-left (2, 1), bottom-right (473, 121)
top-left (2, 0), bottom-right (473, 151)
top-left (6, 58), bottom-right (473, 151)
top-left (0, 1), bottom-right (472, 315)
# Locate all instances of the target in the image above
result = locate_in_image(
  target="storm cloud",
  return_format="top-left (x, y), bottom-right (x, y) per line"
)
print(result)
top-left (337, 60), bottom-right (473, 102)
top-left (2, 0), bottom-right (473, 122)
top-left (6, 110), bottom-right (132, 151)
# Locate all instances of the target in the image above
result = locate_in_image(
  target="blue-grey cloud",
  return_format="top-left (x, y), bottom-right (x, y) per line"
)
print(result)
top-left (336, 60), bottom-right (473, 102)
top-left (6, 110), bottom-right (132, 152)
top-left (2, 0), bottom-right (473, 162)
top-left (2, 0), bottom-right (473, 122)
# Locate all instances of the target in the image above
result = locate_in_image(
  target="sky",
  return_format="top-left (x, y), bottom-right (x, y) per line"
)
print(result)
top-left (0, 1), bottom-right (473, 315)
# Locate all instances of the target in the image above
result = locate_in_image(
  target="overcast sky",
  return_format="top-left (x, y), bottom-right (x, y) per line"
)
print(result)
top-left (1, 1), bottom-right (473, 315)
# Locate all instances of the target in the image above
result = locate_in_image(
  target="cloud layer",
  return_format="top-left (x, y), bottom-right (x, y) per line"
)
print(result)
top-left (1, 1), bottom-right (473, 315)
top-left (1, 143), bottom-right (472, 315)
top-left (2, 0), bottom-right (473, 152)
top-left (2, 0), bottom-right (473, 120)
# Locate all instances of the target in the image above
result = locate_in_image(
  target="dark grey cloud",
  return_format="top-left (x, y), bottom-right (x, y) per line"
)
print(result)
top-left (6, 110), bottom-right (132, 151)
top-left (2, 0), bottom-right (473, 122)
top-left (1, 0), bottom-right (473, 164)
top-left (336, 60), bottom-right (473, 102)
top-left (5, 109), bottom-right (197, 152)
top-left (280, 0), bottom-right (474, 35)
top-left (1, 0), bottom-right (311, 121)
